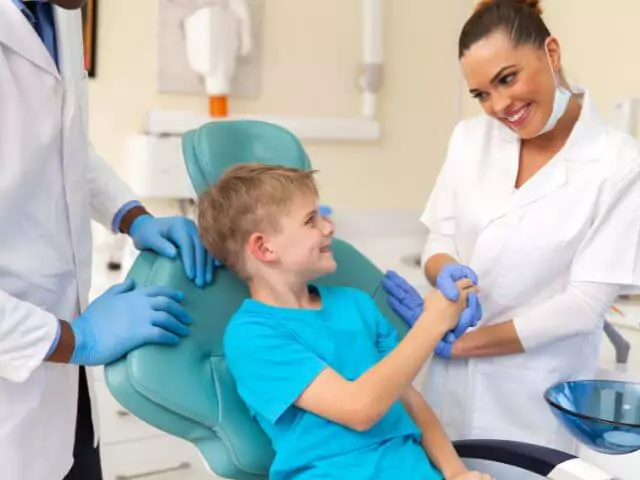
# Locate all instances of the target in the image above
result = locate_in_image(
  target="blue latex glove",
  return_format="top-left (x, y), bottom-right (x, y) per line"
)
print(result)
top-left (435, 292), bottom-right (483, 359)
top-left (435, 336), bottom-right (454, 359)
top-left (445, 292), bottom-right (482, 343)
top-left (442, 291), bottom-right (482, 344)
top-left (319, 205), bottom-right (333, 217)
top-left (130, 215), bottom-right (220, 288)
top-left (436, 264), bottom-right (479, 301)
top-left (382, 270), bottom-right (424, 327)
top-left (382, 270), bottom-right (483, 357)
top-left (69, 279), bottom-right (192, 366)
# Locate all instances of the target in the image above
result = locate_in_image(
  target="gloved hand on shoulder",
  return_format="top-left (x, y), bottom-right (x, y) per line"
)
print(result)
top-left (129, 215), bottom-right (221, 288)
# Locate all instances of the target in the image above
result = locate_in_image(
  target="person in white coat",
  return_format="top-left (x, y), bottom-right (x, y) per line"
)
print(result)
top-left (383, 0), bottom-right (640, 454)
top-left (0, 1), bottom-right (218, 479)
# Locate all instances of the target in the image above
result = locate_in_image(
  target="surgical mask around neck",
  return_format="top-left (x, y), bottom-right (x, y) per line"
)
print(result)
top-left (535, 46), bottom-right (572, 136)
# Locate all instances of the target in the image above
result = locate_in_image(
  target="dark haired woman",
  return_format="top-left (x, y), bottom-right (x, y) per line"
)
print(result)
top-left (384, 0), bottom-right (640, 453)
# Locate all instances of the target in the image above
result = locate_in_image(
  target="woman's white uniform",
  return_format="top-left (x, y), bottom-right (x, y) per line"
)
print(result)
top-left (418, 87), bottom-right (640, 453)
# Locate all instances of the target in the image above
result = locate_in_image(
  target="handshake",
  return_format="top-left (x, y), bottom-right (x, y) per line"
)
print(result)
top-left (382, 264), bottom-right (482, 359)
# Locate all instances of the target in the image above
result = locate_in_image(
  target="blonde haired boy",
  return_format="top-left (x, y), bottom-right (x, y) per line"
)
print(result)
top-left (198, 164), bottom-right (489, 480)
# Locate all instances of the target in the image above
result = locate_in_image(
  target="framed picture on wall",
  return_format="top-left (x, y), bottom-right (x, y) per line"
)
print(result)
top-left (82, 0), bottom-right (98, 77)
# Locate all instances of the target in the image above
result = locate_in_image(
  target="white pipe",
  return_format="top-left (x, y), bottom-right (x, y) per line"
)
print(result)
top-left (362, 91), bottom-right (377, 119)
top-left (363, 0), bottom-right (383, 64)
top-left (361, 0), bottom-right (383, 119)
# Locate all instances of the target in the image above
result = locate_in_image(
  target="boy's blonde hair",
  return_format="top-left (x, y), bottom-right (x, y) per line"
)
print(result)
top-left (197, 163), bottom-right (318, 279)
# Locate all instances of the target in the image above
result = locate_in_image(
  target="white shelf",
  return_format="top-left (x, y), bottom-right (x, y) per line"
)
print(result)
top-left (144, 109), bottom-right (381, 142)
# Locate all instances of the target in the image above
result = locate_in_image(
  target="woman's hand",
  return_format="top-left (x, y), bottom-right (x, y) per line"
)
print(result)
top-left (436, 264), bottom-right (479, 301)
top-left (383, 269), bottom-right (483, 358)
top-left (382, 271), bottom-right (425, 327)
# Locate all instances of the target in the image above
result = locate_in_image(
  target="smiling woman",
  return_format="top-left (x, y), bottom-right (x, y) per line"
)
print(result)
top-left (458, 0), bottom-right (574, 141)
top-left (382, 0), bottom-right (640, 456)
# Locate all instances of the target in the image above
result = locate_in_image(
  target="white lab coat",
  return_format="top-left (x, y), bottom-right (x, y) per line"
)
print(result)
top-left (418, 88), bottom-right (640, 453)
top-left (0, 3), bottom-right (136, 479)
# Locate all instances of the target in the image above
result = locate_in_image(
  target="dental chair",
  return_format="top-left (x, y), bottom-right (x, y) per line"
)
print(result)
top-left (105, 120), bottom-right (614, 480)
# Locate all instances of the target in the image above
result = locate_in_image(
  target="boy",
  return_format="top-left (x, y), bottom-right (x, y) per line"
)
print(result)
top-left (197, 164), bottom-right (490, 480)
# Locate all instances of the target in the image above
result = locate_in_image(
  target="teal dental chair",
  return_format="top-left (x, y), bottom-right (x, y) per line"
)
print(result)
top-left (105, 120), bottom-right (614, 480)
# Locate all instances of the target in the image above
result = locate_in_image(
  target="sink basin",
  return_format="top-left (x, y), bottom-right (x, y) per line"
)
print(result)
top-left (544, 380), bottom-right (640, 455)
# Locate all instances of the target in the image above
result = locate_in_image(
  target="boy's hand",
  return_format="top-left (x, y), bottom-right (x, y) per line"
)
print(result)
top-left (448, 470), bottom-right (493, 480)
top-left (383, 271), bottom-right (481, 356)
top-left (421, 279), bottom-right (476, 332)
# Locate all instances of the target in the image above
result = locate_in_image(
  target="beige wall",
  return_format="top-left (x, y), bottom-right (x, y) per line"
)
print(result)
top-left (544, 0), bottom-right (640, 132)
top-left (88, 0), bottom-right (468, 213)
top-left (88, 1), bottom-right (640, 213)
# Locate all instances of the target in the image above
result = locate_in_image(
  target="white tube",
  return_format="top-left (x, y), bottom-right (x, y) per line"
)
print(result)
top-left (363, 0), bottom-right (383, 64)
top-left (361, 0), bottom-right (383, 119)
top-left (362, 91), bottom-right (377, 119)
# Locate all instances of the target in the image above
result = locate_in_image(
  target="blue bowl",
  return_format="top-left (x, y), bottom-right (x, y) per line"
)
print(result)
top-left (544, 380), bottom-right (640, 455)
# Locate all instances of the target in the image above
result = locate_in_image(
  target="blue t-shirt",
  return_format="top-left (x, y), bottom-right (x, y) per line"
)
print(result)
top-left (223, 285), bottom-right (444, 480)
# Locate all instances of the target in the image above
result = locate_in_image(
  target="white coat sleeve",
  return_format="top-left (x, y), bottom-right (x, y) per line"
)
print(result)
top-left (570, 152), bottom-right (640, 293)
top-left (87, 142), bottom-right (138, 229)
top-left (419, 123), bottom-right (464, 268)
top-left (0, 290), bottom-right (59, 383)
top-left (513, 282), bottom-right (619, 351)
top-left (515, 146), bottom-right (640, 351)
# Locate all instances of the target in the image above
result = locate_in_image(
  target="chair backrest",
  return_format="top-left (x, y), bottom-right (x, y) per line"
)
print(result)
top-left (181, 120), bottom-right (312, 195)
top-left (104, 120), bottom-right (408, 480)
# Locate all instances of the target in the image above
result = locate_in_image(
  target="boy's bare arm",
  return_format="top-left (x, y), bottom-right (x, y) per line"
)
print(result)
top-left (425, 253), bottom-right (459, 287)
top-left (400, 387), bottom-right (466, 479)
top-left (295, 281), bottom-right (475, 431)
top-left (402, 388), bottom-right (492, 480)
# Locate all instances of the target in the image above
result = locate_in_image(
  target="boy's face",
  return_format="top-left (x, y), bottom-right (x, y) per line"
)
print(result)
top-left (263, 193), bottom-right (337, 281)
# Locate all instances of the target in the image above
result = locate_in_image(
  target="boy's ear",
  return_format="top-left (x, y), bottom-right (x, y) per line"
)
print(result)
top-left (247, 232), bottom-right (277, 263)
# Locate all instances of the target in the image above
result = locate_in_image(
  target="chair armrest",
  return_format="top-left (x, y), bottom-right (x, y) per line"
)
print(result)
top-left (453, 439), bottom-right (613, 479)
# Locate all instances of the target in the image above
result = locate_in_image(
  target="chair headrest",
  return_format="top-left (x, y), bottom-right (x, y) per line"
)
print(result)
top-left (181, 120), bottom-right (311, 194)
